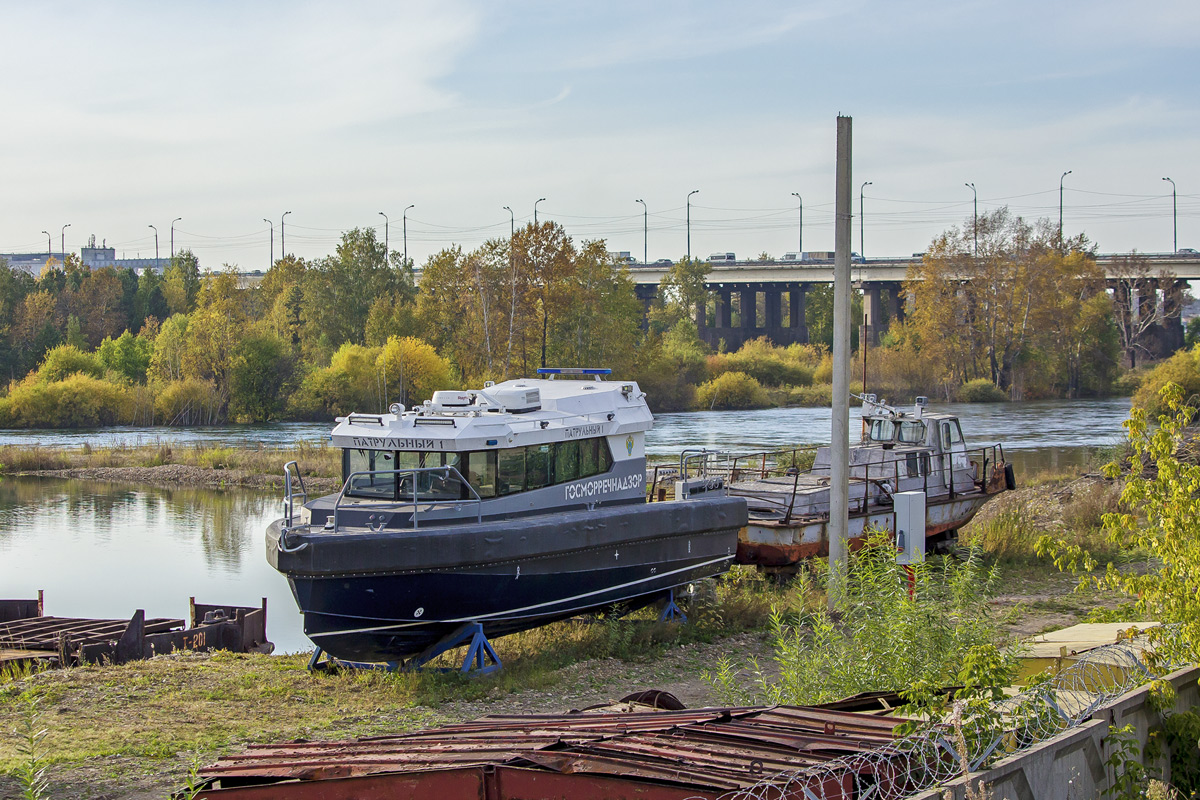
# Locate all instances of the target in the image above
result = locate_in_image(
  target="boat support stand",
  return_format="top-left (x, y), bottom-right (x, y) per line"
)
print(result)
top-left (306, 622), bottom-right (502, 676)
top-left (658, 588), bottom-right (687, 623)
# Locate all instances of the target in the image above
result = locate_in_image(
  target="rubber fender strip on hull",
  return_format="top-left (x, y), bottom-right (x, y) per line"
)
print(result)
top-left (309, 554), bottom-right (733, 638)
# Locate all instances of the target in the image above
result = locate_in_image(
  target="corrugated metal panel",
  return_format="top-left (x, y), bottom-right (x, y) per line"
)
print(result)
top-left (196, 696), bottom-right (908, 799)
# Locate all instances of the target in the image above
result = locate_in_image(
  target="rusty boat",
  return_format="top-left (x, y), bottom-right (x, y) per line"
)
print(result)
top-left (657, 395), bottom-right (1015, 572)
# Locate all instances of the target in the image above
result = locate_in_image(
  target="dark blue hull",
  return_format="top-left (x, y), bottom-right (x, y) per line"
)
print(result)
top-left (268, 497), bottom-right (748, 663)
top-left (291, 555), bottom-right (728, 662)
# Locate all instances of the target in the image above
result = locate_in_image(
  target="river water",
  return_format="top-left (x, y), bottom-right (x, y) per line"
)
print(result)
top-left (0, 397), bottom-right (1132, 655)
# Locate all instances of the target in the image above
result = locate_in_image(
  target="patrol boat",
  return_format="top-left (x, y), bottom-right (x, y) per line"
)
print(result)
top-left (267, 369), bottom-right (747, 665)
top-left (669, 395), bottom-right (1014, 571)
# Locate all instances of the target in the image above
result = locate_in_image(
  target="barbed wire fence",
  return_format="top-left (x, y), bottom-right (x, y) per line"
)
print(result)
top-left (723, 628), bottom-right (1185, 800)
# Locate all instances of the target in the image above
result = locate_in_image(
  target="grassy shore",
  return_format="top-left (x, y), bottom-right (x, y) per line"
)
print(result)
top-left (0, 460), bottom-right (1146, 799)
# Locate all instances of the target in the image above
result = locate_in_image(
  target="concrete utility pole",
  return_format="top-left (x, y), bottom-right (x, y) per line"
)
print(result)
top-left (687, 189), bottom-right (699, 259)
top-left (636, 199), bottom-right (647, 265)
top-left (171, 217), bottom-right (181, 260)
top-left (263, 219), bottom-right (274, 267)
top-left (829, 115), bottom-right (853, 612)
top-left (403, 205), bottom-right (414, 268)
top-left (61, 223), bottom-right (71, 264)
top-left (41, 231), bottom-right (51, 259)
top-left (148, 224), bottom-right (158, 270)
top-left (791, 192), bottom-right (803, 254)
top-left (965, 183), bottom-right (977, 256)
top-left (1059, 171), bottom-right (1071, 243)
top-left (1164, 177), bottom-right (1177, 253)
top-left (378, 212), bottom-right (389, 254)
top-left (859, 181), bottom-right (872, 260)
top-left (281, 211), bottom-right (292, 257)
top-left (534, 198), bottom-right (545, 226)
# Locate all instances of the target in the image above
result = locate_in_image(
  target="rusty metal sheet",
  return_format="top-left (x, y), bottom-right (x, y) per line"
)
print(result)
top-left (197, 701), bottom-right (911, 798)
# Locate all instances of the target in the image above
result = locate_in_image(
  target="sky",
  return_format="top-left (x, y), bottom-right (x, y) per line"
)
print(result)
top-left (1, 0), bottom-right (1197, 270)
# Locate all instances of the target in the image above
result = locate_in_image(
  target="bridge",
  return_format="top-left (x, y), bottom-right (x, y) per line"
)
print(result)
top-left (627, 252), bottom-right (1200, 352)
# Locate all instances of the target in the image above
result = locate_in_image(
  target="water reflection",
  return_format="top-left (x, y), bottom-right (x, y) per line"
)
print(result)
top-left (0, 476), bottom-right (308, 654)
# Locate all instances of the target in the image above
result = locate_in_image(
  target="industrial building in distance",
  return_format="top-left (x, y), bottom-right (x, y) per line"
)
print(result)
top-left (0, 237), bottom-right (182, 275)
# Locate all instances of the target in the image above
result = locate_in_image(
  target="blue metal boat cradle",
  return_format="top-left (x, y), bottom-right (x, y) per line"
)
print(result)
top-left (308, 621), bottom-right (502, 675)
top-left (306, 589), bottom-right (691, 676)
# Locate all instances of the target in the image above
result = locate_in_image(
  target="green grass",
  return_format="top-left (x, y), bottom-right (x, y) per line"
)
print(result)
top-left (0, 441), bottom-right (342, 478)
top-left (0, 567), bottom-right (806, 773)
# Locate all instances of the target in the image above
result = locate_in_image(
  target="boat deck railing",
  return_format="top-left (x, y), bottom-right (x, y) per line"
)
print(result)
top-left (331, 466), bottom-right (483, 531)
top-left (651, 443), bottom-right (1007, 521)
top-left (282, 460), bottom-right (308, 533)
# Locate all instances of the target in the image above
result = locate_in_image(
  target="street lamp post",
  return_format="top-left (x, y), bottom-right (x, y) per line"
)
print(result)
top-left (636, 199), bottom-right (647, 265)
top-left (148, 224), bottom-right (159, 270)
top-left (263, 219), bottom-right (274, 267)
top-left (965, 183), bottom-right (977, 255)
top-left (378, 212), bottom-right (389, 254)
top-left (171, 217), bottom-right (181, 260)
top-left (503, 206), bottom-right (514, 239)
top-left (403, 205), bottom-right (414, 268)
top-left (859, 182), bottom-right (872, 260)
top-left (60, 223), bottom-right (71, 264)
top-left (534, 198), bottom-right (545, 226)
top-left (687, 190), bottom-right (699, 260)
top-left (41, 231), bottom-right (51, 260)
top-left (281, 211), bottom-right (292, 257)
top-left (1164, 177), bottom-right (1177, 253)
top-left (791, 192), bottom-right (803, 255)
top-left (1059, 171), bottom-right (1072, 243)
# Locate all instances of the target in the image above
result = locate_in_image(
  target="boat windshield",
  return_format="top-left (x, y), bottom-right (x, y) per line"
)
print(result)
top-left (897, 421), bottom-right (927, 443)
top-left (342, 438), bottom-right (615, 502)
top-left (867, 418), bottom-right (927, 444)
top-left (867, 419), bottom-right (895, 441)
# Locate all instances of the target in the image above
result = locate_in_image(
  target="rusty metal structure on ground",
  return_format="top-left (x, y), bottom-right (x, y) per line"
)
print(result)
top-left (0, 592), bottom-right (272, 667)
top-left (194, 692), bottom-right (909, 799)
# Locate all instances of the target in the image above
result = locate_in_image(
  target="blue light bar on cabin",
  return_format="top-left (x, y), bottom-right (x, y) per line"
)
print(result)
top-left (536, 368), bottom-right (612, 375)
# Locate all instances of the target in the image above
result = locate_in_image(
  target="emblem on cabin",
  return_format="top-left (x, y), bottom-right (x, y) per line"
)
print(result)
top-left (626, 435), bottom-right (634, 456)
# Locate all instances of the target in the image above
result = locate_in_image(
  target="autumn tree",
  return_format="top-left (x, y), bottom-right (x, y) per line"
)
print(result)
top-left (548, 239), bottom-right (641, 376)
top-left (301, 228), bottom-right (416, 353)
top-left (180, 269), bottom-right (248, 408)
top-left (376, 336), bottom-right (455, 407)
top-left (414, 244), bottom-right (510, 382)
top-left (648, 256), bottom-right (710, 334)
top-left (513, 221), bottom-right (575, 369)
top-left (229, 330), bottom-right (295, 422)
top-left (162, 250), bottom-right (202, 315)
top-left (149, 314), bottom-right (190, 383)
top-left (1108, 251), bottom-right (1182, 368)
top-left (904, 208), bottom-right (1102, 397)
top-left (415, 225), bottom-right (642, 382)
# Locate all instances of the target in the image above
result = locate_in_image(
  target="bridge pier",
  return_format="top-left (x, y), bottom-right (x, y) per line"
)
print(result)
top-left (764, 288), bottom-right (782, 329)
top-left (886, 281), bottom-right (905, 324)
top-left (1164, 279), bottom-right (1187, 352)
top-left (738, 287), bottom-right (757, 330)
top-left (863, 283), bottom-right (884, 345)
top-left (789, 283), bottom-right (808, 343)
top-left (717, 289), bottom-right (732, 328)
top-left (634, 285), bottom-right (655, 331)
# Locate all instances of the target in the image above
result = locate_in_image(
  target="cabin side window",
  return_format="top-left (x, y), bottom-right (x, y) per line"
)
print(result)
top-left (466, 451), bottom-right (497, 498)
top-left (497, 448), bottom-right (526, 496)
top-left (496, 436), bottom-right (613, 496)
top-left (526, 444), bottom-right (552, 490)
